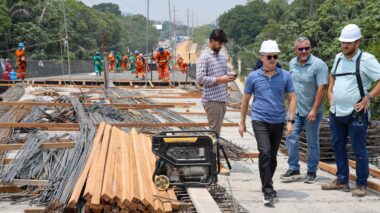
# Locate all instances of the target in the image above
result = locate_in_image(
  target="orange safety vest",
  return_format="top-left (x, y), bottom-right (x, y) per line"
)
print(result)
top-left (154, 50), bottom-right (171, 66)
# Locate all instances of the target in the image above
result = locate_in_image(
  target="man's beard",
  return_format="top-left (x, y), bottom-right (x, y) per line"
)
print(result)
top-left (212, 47), bottom-right (221, 53)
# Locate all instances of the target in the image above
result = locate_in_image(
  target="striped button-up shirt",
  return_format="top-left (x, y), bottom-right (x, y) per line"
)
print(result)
top-left (196, 47), bottom-right (232, 103)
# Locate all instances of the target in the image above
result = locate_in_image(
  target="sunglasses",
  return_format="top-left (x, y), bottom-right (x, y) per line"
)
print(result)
top-left (298, 47), bottom-right (310, 52)
top-left (266, 55), bottom-right (278, 60)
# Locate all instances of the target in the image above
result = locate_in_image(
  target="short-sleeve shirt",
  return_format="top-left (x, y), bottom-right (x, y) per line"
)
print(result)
top-left (330, 50), bottom-right (380, 116)
top-left (244, 68), bottom-right (295, 123)
top-left (289, 55), bottom-right (328, 116)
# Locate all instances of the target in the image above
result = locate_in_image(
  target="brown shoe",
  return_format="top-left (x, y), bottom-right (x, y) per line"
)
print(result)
top-left (352, 185), bottom-right (366, 197)
top-left (321, 179), bottom-right (350, 192)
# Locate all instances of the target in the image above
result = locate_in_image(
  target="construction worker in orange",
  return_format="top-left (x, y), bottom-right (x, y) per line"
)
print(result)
top-left (108, 51), bottom-right (116, 72)
top-left (153, 47), bottom-right (171, 80)
top-left (121, 54), bottom-right (128, 72)
top-left (135, 51), bottom-right (145, 79)
top-left (15, 42), bottom-right (26, 80)
top-left (176, 55), bottom-right (188, 74)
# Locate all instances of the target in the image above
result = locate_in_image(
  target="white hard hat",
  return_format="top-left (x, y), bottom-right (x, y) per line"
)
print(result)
top-left (339, 24), bottom-right (362, 42)
top-left (259, 40), bottom-right (281, 53)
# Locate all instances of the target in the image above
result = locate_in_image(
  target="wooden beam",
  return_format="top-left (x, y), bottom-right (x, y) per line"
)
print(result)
top-left (0, 185), bottom-right (23, 193)
top-left (0, 122), bottom-right (239, 129)
top-left (349, 160), bottom-right (380, 179)
top-left (318, 161), bottom-right (380, 192)
top-left (187, 187), bottom-right (222, 213)
top-left (0, 101), bottom-right (196, 108)
top-left (239, 152), bottom-right (259, 159)
top-left (24, 208), bottom-right (45, 213)
top-left (0, 179), bottom-right (49, 186)
top-left (0, 142), bottom-right (75, 152)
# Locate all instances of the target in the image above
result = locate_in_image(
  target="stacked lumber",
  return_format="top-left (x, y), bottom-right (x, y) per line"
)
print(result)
top-left (69, 123), bottom-right (178, 212)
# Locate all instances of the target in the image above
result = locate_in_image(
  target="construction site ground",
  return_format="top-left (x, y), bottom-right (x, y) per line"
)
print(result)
top-left (0, 70), bottom-right (379, 212)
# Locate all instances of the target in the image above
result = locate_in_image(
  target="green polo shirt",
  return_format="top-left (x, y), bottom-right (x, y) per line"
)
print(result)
top-left (289, 55), bottom-right (328, 116)
top-left (330, 49), bottom-right (380, 116)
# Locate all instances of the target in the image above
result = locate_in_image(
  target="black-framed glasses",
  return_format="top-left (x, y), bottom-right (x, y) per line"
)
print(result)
top-left (266, 55), bottom-right (278, 60)
top-left (298, 47), bottom-right (310, 52)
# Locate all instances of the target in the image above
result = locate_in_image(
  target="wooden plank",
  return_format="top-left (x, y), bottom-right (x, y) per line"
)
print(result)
top-left (142, 135), bottom-right (166, 213)
top-left (0, 122), bottom-right (239, 129)
top-left (318, 161), bottom-right (380, 192)
top-left (19, 142), bottom-right (70, 150)
top-left (128, 130), bottom-right (141, 206)
top-left (239, 152), bottom-right (259, 159)
top-left (0, 101), bottom-right (195, 108)
top-left (0, 185), bottom-right (23, 193)
top-left (24, 208), bottom-right (45, 213)
top-left (101, 126), bottom-right (118, 203)
top-left (349, 160), bottom-right (380, 179)
top-left (90, 124), bottom-right (112, 209)
top-left (83, 144), bottom-right (102, 201)
top-left (69, 123), bottom-right (106, 207)
top-left (131, 130), bottom-right (152, 207)
top-left (0, 179), bottom-right (49, 186)
top-left (118, 130), bottom-right (132, 209)
top-left (113, 128), bottom-right (123, 204)
top-left (187, 187), bottom-right (222, 213)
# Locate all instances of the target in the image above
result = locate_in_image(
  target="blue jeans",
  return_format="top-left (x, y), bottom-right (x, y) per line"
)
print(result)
top-left (329, 112), bottom-right (369, 186)
top-left (286, 112), bottom-right (323, 173)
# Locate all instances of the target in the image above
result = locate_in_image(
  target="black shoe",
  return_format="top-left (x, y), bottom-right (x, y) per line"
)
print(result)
top-left (304, 172), bottom-right (317, 184)
top-left (263, 193), bottom-right (274, 206)
top-left (270, 190), bottom-right (279, 203)
top-left (280, 170), bottom-right (301, 182)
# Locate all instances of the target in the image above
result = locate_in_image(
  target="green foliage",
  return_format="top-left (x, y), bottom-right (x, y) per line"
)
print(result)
top-left (92, 3), bottom-right (121, 16)
top-left (218, 0), bottom-right (380, 72)
top-left (191, 25), bottom-right (214, 47)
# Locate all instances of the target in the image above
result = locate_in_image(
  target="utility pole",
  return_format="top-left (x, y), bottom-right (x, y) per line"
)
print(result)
top-left (62, 0), bottom-right (71, 81)
top-left (145, 0), bottom-right (149, 86)
top-left (187, 8), bottom-right (190, 37)
top-left (173, 5), bottom-right (176, 43)
top-left (168, 0), bottom-right (172, 42)
top-left (192, 9), bottom-right (194, 35)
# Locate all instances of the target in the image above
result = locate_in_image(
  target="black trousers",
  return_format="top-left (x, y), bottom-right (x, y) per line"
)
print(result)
top-left (252, 121), bottom-right (284, 194)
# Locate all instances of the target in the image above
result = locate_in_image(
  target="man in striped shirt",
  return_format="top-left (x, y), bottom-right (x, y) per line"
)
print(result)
top-left (196, 29), bottom-right (237, 136)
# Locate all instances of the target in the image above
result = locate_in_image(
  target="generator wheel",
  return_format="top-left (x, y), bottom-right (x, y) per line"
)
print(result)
top-left (155, 175), bottom-right (170, 191)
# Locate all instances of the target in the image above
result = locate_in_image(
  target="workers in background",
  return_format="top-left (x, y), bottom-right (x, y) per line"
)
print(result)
top-left (141, 53), bottom-right (147, 79)
top-left (15, 42), bottom-right (26, 80)
top-left (130, 50), bottom-right (138, 74)
top-left (176, 55), bottom-right (188, 74)
top-left (135, 51), bottom-right (144, 79)
top-left (121, 54), bottom-right (128, 72)
top-left (115, 52), bottom-right (122, 73)
top-left (92, 52), bottom-right (104, 76)
top-left (322, 24), bottom-right (380, 197)
top-left (108, 51), bottom-right (116, 72)
top-left (280, 37), bottom-right (328, 184)
top-left (154, 47), bottom-right (171, 80)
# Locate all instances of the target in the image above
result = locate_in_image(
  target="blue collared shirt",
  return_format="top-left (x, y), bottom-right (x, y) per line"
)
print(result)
top-left (330, 49), bottom-right (380, 116)
top-left (289, 55), bottom-right (328, 116)
top-left (196, 47), bottom-right (232, 104)
top-left (244, 68), bottom-right (295, 123)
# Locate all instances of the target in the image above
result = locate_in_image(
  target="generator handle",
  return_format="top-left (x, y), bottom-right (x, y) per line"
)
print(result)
top-left (154, 130), bottom-right (219, 139)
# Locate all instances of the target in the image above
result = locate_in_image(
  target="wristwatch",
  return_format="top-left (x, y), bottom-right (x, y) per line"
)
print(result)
top-left (287, 119), bottom-right (295, 124)
top-left (366, 93), bottom-right (372, 100)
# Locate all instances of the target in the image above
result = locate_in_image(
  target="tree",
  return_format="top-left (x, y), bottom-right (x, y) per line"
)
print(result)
top-left (92, 3), bottom-right (121, 16)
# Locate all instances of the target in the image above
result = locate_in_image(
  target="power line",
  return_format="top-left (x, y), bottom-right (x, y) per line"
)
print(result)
top-left (0, 38), bottom-right (65, 54)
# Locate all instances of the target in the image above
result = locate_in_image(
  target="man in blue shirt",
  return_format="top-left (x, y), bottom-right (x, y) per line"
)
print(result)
top-left (322, 24), bottom-right (380, 197)
top-left (239, 40), bottom-right (296, 206)
top-left (280, 37), bottom-right (328, 184)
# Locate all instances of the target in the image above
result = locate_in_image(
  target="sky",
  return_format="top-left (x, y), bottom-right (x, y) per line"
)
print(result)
top-left (80, 0), bottom-right (248, 25)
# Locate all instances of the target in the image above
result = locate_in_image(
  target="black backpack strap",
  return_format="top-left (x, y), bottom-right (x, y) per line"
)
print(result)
top-left (355, 52), bottom-right (364, 99)
top-left (332, 57), bottom-right (342, 79)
